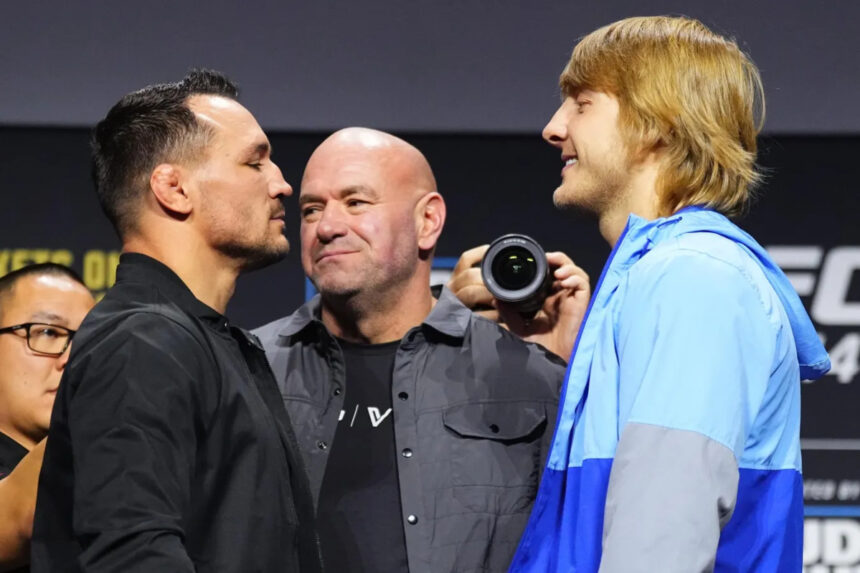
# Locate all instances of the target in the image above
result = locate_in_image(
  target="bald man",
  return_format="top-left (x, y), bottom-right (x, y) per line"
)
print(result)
top-left (255, 128), bottom-right (584, 573)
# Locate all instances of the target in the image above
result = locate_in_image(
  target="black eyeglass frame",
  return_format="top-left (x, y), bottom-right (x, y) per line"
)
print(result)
top-left (0, 322), bottom-right (77, 357)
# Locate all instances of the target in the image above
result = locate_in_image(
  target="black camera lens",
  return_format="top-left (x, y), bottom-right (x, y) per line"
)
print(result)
top-left (481, 234), bottom-right (551, 317)
top-left (492, 246), bottom-right (538, 291)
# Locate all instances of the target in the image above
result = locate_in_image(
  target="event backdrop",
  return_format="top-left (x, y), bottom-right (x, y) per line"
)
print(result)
top-left (2, 127), bottom-right (858, 571)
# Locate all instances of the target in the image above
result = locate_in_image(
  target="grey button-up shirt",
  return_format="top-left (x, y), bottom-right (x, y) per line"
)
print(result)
top-left (254, 288), bottom-right (565, 573)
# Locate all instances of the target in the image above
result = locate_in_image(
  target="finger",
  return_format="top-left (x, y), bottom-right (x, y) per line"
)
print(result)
top-left (545, 251), bottom-right (574, 268)
top-left (452, 245), bottom-right (490, 273)
top-left (552, 262), bottom-right (589, 284)
top-left (474, 309), bottom-right (508, 328)
top-left (452, 283), bottom-right (496, 310)
top-left (557, 274), bottom-right (589, 291)
top-left (446, 267), bottom-right (486, 294)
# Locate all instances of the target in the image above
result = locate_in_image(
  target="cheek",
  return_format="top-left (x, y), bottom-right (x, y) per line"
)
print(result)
top-left (300, 222), bottom-right (315, 246)
top-left (354, 213), bottom-right (380, 235)
top-left (299, 225), bottom-right (315, 266)
top-left (0, 360), bottom-right (52, 402)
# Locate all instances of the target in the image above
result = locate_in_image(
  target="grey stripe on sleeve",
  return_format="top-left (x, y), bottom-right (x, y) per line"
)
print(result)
top-left (598, 422), bottom-right (739, 573)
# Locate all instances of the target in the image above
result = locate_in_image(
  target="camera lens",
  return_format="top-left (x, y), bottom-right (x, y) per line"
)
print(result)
top-left (492, 246), bottom-right (537, 291)
top-left (481, 234), bottom-right (551, 316)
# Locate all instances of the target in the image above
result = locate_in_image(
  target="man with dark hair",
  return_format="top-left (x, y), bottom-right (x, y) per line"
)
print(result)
top-left (255, 127), bottom-right (586, 572)
top-left (32, 70), bottom-right (321, 572)
top-left (0, 263), bottom-right (93, 572)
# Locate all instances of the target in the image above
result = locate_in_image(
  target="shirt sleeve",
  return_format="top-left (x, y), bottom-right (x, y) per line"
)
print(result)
top-left (67, 314), bottom-right (211, 572)
top-left (599, 248), bottom-right (778, 573)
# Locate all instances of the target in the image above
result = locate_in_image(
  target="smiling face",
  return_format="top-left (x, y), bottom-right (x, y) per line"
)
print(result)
top-left (542, 90), bottom-right (635, 216)
top-left (0, 274), bottom-right (94, 449)
top-left (299, 130), bottom-right (437, 302)
top-left (186, 95), bottom-right (293, 272)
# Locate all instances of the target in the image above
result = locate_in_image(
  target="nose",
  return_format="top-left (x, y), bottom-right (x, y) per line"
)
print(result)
top-left (269, 161), bottom-right (293, 198)
top-left (542, 100), bottom-right (570, 147)
top-left (315, 203), bottom-right (348, 243)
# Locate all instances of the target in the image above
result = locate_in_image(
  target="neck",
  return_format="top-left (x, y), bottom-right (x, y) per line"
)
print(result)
top-left (320, 274), bottom-right (435, 344)
top-left (123, 234), bottom-right (239, 314)
top-left (599, 155), bottom-right (662, 247)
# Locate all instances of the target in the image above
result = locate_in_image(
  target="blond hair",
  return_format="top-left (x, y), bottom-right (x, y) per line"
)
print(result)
top-left (561, 16), bottom-right (764, 217)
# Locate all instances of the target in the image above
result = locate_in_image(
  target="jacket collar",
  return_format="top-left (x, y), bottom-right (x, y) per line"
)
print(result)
top-left (115, 252), bottom-right (229, 333)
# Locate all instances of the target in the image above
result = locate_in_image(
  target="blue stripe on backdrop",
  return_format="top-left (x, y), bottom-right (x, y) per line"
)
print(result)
top-left (805, 506), bottom-right (860, 517)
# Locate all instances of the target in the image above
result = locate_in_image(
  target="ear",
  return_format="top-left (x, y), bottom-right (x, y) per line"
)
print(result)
top-left (149, 164), bottom-right (193, 216)
top-left (415, 192), bottom-right (446, 251)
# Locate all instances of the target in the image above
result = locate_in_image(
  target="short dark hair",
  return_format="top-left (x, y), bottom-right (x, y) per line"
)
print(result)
top-left (91, 69), bottom-right (240, 237)
top-left (0, 263), bottom-right (87, 321)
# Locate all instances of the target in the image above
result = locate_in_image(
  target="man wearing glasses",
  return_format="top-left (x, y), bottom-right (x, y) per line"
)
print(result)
top-left (0, 263), bottom-right (93, 571)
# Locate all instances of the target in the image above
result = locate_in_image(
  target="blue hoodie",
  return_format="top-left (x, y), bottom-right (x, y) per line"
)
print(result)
top-left (511, 207), bottom-right (830, 572)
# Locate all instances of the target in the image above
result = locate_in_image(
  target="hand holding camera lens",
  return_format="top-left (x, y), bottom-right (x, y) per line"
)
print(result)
top-left (447, 235), bottom-right (591, 361)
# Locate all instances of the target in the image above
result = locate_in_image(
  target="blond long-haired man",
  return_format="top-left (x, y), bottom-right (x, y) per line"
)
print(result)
top-left (504, 16), bottom-right (829, 572)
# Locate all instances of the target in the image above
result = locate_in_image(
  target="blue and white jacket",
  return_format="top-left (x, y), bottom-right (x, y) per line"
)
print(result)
top-left (511, 207), bottom-right (831, 572)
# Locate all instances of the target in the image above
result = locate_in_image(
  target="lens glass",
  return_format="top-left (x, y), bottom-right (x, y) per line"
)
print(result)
top-left (492, 246), bottom-right (537, 290)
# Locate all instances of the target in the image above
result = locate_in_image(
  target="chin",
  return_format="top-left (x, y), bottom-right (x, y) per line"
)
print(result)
top-left (314, 277), bottom-right (355, 296)
top-left (553, 187), bottom-right (577, 209)
top-left (237, 244), bottom-right (290, 272)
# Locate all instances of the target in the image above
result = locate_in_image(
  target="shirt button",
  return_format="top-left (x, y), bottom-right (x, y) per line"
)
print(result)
top-left (489, 423), bottom-right (500, 434)
top-left (406, 514), bottom-right (418, 525)
top-left (316, 440), bottom-right (328, 450)
top-left (401, 448), bottom-right (413, 458)
top-left (398, 392), bottom-right (409, 401)
top-left (333, 387), bottom-right (342, 396)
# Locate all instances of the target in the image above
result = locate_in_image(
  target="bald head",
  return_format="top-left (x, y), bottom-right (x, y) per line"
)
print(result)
top-left (303, 127), bottom-right (436, 202)
top-left (298, 128), bottom-right (446, 312)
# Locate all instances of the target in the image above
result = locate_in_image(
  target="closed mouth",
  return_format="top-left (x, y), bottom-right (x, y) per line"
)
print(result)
top-left (316, 250), bottom-right (356, 263)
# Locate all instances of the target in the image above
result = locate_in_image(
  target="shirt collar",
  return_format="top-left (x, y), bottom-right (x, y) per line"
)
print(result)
top-left (421, 286), bottom-right (471, 338)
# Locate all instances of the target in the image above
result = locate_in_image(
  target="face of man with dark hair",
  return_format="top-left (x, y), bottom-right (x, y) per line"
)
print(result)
top-left (186, 95), bottom-right (292, 271)
top-left (0, 274), bottom-right (94, 449)
top-left (543, 91), bottom-right (635, 215)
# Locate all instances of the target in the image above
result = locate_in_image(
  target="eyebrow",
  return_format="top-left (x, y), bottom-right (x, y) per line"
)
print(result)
top-left (299, 185), bottom-right (380, 206)
top-left (244, 141), bottom-right (272, 159)
top-left (28, 311), bottom-right (68, 326)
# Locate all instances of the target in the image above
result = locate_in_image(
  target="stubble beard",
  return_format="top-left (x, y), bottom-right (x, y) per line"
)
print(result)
top-left (314, 248), bottom-right (419, 313)
top-left (552, 157), bottom-right (630, 219)
top-left (220, 234), bottom-right (290, 273)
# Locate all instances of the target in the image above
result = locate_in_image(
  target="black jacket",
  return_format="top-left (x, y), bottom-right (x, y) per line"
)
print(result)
top-left (254, 288), bottom-right (566, 572)
top-left (31, 254), bottom-right (321, 573)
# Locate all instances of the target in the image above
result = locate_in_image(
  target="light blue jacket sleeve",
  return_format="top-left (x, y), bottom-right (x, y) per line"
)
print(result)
top-left (600, 246), bottom-right (780, 572)
top-left (616, 246), bottom-right (778, 455)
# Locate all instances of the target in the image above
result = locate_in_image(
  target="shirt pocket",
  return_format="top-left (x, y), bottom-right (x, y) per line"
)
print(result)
top-left (442, 401), bottom-right (547, 515)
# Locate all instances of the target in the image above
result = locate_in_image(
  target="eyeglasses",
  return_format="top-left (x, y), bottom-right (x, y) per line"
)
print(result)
top-left (0, 322), bottom-right (77, 357)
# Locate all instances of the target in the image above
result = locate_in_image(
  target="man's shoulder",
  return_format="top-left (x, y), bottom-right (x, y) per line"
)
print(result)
top-left (467, 312), bottom-right (568, 376)
top-left (630, 231), bottom-right (763, 293)
top-left (620, 231), bottom-right (785, 336)
top-left (75, 289), bottom-right (213, 362)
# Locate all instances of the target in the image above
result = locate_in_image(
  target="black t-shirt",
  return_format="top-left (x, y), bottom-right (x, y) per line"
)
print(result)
top-left (316, 338), bottom-right (409, 573)
top-left (1, 431), bottom-right (31, 573)
top-left (0, 431), bottom-right (27, 480)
